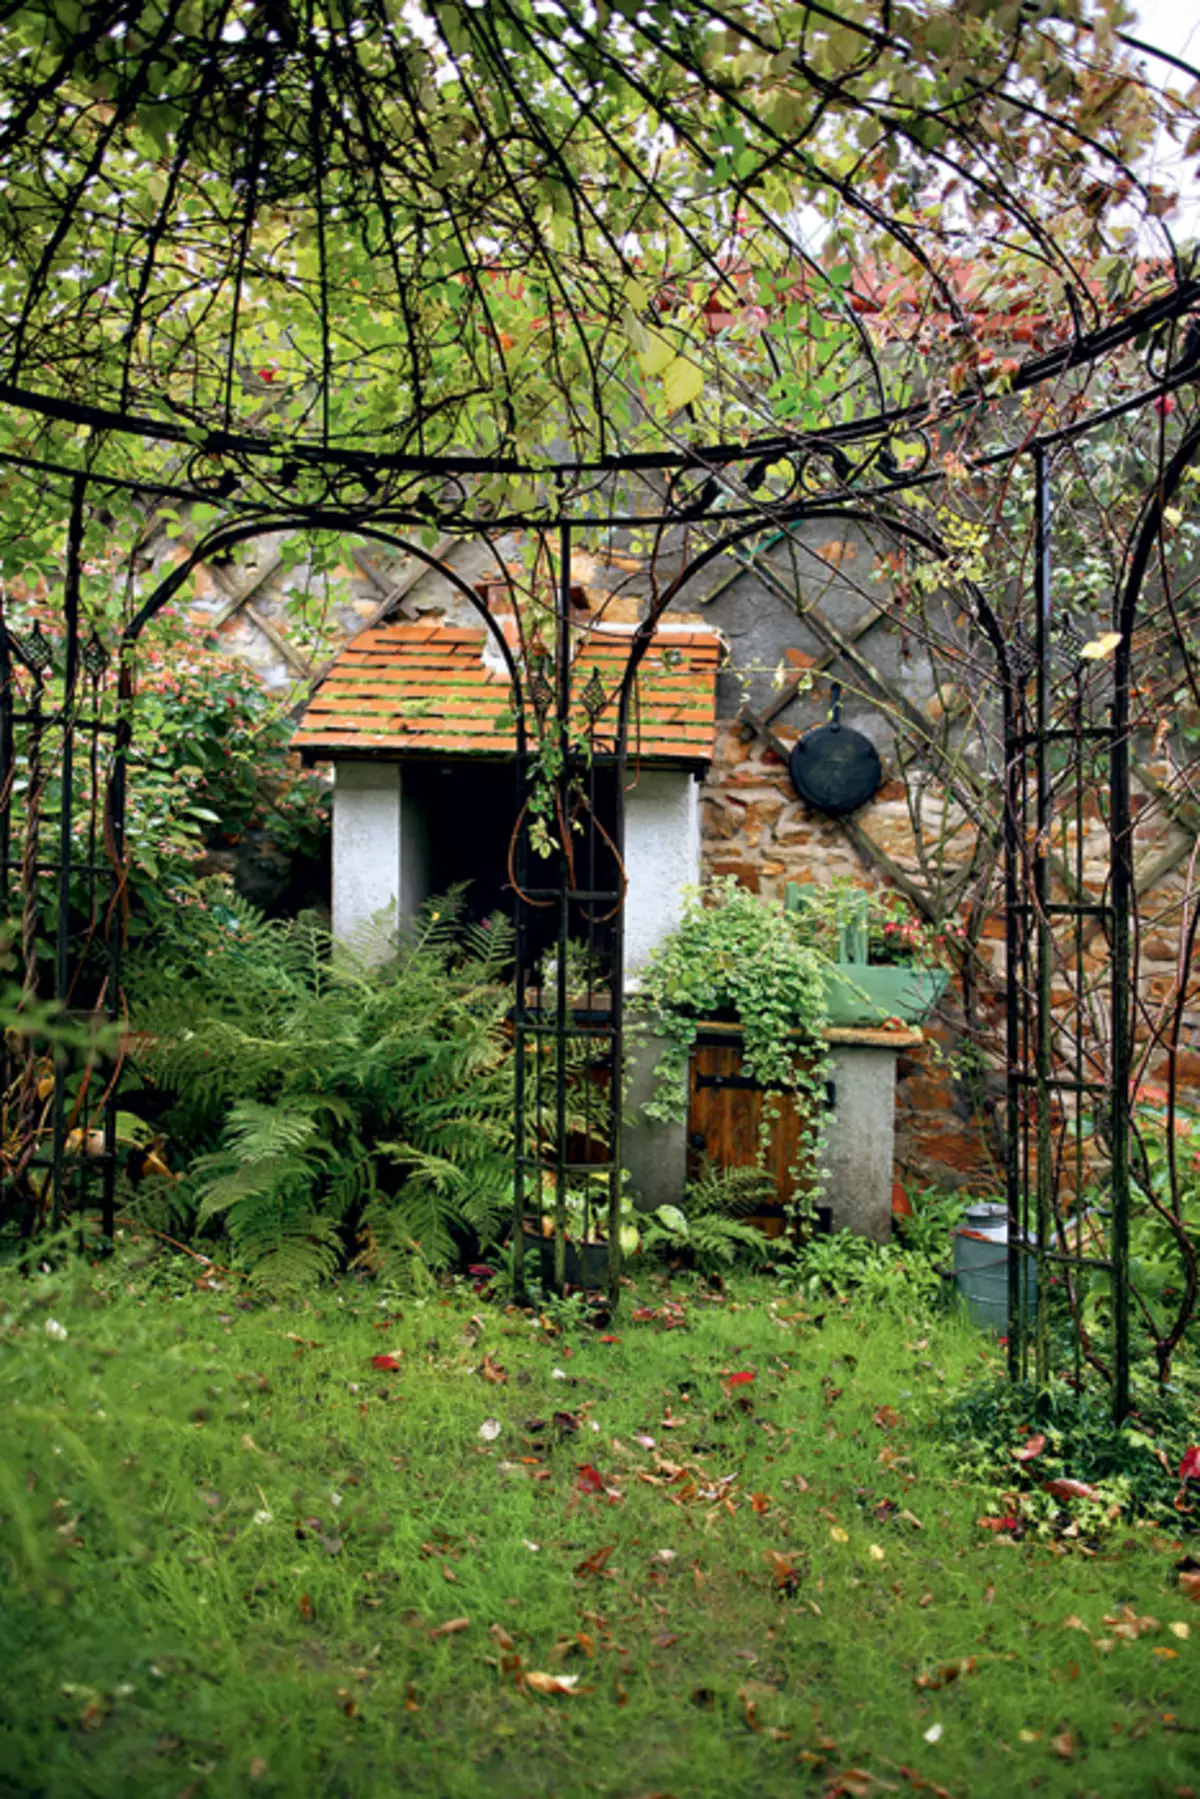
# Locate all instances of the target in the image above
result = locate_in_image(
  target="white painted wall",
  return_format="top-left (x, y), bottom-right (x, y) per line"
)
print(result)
top-left (331, 762), bottom-right (431, 960)
top-left (623, 769), bottom-right (700, 983)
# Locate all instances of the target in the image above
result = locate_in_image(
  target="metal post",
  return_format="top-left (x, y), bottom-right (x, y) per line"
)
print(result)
top-left (51, 475), bottom-right (85, 1231)
top-left (1002, 668), bottom-right (1023, 1382)
top-left (553, 523), bottom-right (571, 1294)
top-left (1109, 609), bottom-right (1133, 1422)
top-left (1032, 445), bottom-right (1054, 1396)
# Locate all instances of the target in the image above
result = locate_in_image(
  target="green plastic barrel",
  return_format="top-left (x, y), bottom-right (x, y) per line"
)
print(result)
top-left (953, 1203), bottom-right (1036, 1333)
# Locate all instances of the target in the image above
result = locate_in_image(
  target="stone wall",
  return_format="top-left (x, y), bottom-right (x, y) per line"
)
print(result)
top-left (696, 721), bottom-right (1199, 1194)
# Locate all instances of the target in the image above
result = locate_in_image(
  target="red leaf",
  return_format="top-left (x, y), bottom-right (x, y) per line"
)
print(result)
top-left (1012, 1431), bottom-right (1047, 1462)
top-left (1042, 1477), bottom-right (1102, 1502)
top-left (1179, 1446), bottom-right (1200, 1482)
top-left (723, 1371), bottom-right (756, 1390)
top-left (369, 1354), bottom-right (402, 1371)
top-left (573, 1543), bottom-right (615, 1576)
top-left (576, 1464), bottom-right (606, 1494)
top-left (597, 1334), bottom-right (622, 1343)
top-left (977, 1513), bottom-right (1020, 1533)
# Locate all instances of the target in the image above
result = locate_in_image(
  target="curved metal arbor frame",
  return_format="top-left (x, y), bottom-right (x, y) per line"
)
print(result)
top-left (1, 2), bottom-right (1198, 1416)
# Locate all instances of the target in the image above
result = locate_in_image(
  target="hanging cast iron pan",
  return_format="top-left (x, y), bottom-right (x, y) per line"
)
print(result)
top-left (788, 682), bottom-right (882, 816)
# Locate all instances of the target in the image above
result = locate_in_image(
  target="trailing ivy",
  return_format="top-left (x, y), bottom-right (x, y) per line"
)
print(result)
top-left (632, 877), bottom-right (833, 1213)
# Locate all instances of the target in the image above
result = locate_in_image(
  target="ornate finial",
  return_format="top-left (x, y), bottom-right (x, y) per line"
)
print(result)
top-left (81, 630), bottom-right (110, 679)
top-left (581, 663), bottom-right (607, 724)
top-left (13, 619), bottom-right (54, 674)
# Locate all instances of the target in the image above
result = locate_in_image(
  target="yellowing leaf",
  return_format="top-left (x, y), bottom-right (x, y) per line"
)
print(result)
top-left (1079, 631), bottom-right (1122, 661)
top-left (829, 1526), bottom-right (849, 1544)
top-left (637, 332), bottom-right (674, 378)
top-left (868, 1544), bottom-right (886, 1562)
top-left (662, 355), bottom-right (704, 413)
top-left (1168, 1621), bottom-right (1190, 1639)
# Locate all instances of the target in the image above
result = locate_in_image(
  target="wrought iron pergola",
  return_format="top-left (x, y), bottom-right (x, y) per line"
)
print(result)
top-left (1, 1), bottom-right (1198, 1417)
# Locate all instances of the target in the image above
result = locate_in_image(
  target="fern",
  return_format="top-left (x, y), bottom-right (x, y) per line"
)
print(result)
top-left (124, 894), bottom-right (517, 1288)
top-left (641, 1158), bottom-right (777, 1274)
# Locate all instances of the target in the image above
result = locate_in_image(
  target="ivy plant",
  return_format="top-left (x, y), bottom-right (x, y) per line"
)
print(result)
top-left (631, 877), bottom-right (833, 1210)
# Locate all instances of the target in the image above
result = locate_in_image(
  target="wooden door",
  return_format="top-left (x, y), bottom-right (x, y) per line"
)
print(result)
top-left (686, 1036), bottom-right (817, 1236)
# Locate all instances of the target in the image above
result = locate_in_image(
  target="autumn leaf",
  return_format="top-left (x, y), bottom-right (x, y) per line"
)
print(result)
top-left (369, 1354), bottom-right (402, 1371)
top-left (977, 1514), bottom-right (1020, 1533)
top-left (662, 354), bottom-right (703, 413)
top-left (1050, 1729), bottom-right (1075, 1760)
top-left (480, 1353), bottom-right (507, 1385)
top-left (1179, 1446), bottom-right (1200, 1481)
top-left (916, 1656), bottom-right (976, 1691)
top-left (576, 1464), bottom-right (606, 1494)
top-left (765, 1550), bottom-right (802, 1591)
top-left (751, 1492), bottom-right (771, 1515)
top-left (429, 1616), bottom-right (470, 1638)
top-left (873, 1405), bottom-right (900, 1430)
top-left (489, 1623), bottom-right (516, 1650)
top-left (636, 331), bottom-right (674, 378)
top-left (574, 1543), bottom-right (615, 1576)
top-left (524, 1671), bottom-right (580, 1696)
top-left (1012, 1432), bottom-right (1046, 1462)
top-left (1042, 1477), bottom-right (1102, 1502)
top-left (1079, 631), bottom-right (1121, 661)
top-left (723, 1371), bottom-right (756, 1393)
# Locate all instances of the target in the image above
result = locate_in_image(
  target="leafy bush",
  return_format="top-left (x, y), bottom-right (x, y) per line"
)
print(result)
top-left (122, 894), bottom-right (515, 1289)
top-left (783, 1186), bottom-right (966, 1311)
top-left (938, 1371), bottom-right (1200, 1532)
top-left (127, 630), bottom-right (328, 920)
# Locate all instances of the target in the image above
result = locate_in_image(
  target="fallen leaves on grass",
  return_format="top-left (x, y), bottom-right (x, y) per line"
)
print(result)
top-left (479, 1354), bottom-right (507, 1385)
top-left (574, 1544), bottom-right (615, 1577)
top-left (1049, 1728), bottom-right (1075, 1760)
top-left (977, 1512), bottom-right (1020, 1534)
top-left (1180, 1447), bottom-right (1200, 1482)
top-left (1042, 1477), bottom-right (1102, 1502)
top-left (369, 1354), bottom-right (402, 1372)
top-left (722, 1370), bottom-right (756, 1393)
top-left (478, 1418), bottom-right (502, 1442)
top-left (1012, 1432), bottom-right (1046, 1463)
top-left (1102, 1605), bottom-right (1160, 1639)
top-left (916, 1657), bottom-right (976, 1691)
top-left (873, 1405), bottom-right (900, 1430)
top-left (576, 1464), bottom-right (606, 1494)
top-left (765, 1550), bottom-right (803, 1592)
top-left (524, 1671), bottom-right (581, 1696)
top-left (429, 1616), bottom-right (470, 1638)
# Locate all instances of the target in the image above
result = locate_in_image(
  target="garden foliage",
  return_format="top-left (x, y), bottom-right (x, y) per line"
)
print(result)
top-left (124, 896), bottom-right (514, 1288)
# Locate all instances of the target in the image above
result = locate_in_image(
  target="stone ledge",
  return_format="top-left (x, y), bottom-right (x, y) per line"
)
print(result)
top-left (693, 1018), bottom-right (925, 1050)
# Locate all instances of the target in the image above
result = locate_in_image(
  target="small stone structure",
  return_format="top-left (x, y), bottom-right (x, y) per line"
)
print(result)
top-left (294, 616), bottom-right (719, 979)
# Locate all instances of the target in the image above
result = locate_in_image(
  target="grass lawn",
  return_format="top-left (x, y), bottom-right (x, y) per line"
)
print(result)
top-left (1, 1250), bottom-right (1197, 1799)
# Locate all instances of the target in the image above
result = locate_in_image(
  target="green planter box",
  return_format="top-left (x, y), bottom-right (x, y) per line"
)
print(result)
top-left (821, 964), bottom-right (948, 1027)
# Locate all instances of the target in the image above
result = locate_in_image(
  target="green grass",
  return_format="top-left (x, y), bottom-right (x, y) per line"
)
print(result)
top-left (1, 1250), bottom-right (1198, 1799)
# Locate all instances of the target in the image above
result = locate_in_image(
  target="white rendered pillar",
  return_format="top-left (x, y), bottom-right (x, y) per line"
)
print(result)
top-left (331, 761), bottom-right (402, 961)
top-left (623, 769), bottom-right (700, 983)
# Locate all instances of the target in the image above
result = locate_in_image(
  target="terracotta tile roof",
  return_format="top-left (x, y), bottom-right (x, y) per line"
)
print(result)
top-left (294, 618), bottom-right (724, 763)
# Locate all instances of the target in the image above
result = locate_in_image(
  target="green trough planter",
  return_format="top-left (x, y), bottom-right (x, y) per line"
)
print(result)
top-left (821, 964), bottom-right (948, 1027)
